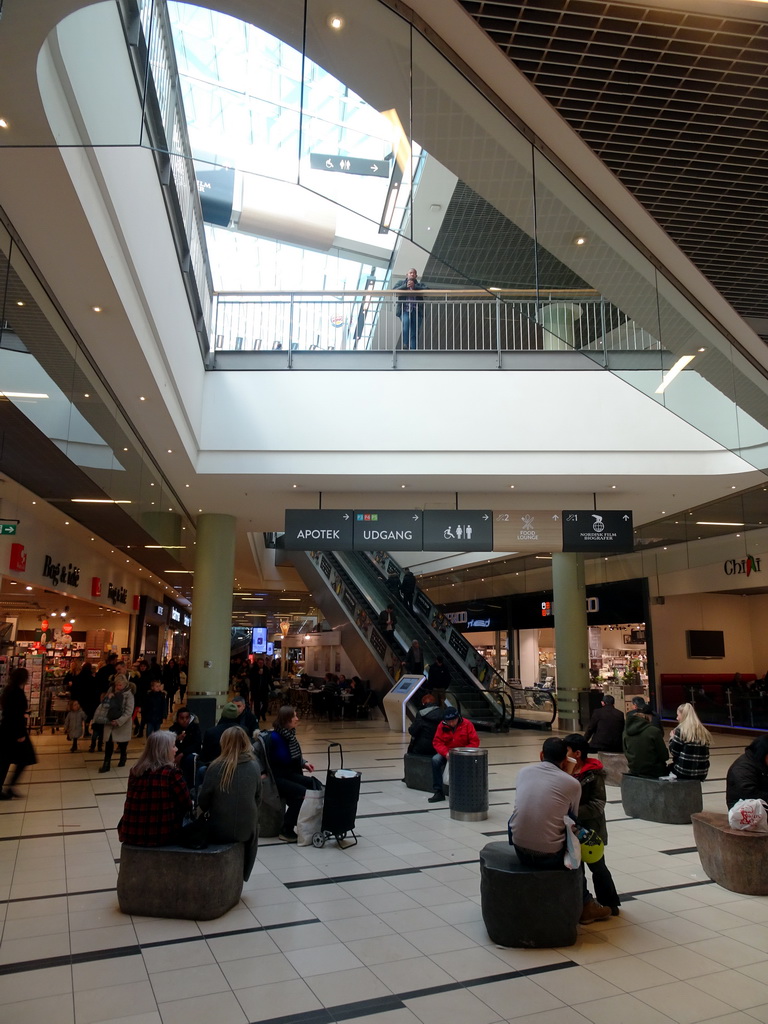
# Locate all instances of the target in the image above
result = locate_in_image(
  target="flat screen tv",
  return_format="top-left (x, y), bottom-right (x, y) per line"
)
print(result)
top-left (686, 629), bottom-right (725, 659)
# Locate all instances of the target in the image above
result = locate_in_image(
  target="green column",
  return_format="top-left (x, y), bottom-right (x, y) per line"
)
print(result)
top-left (187, 514), bottom-right (235, 718)
top-left (552, 552), bottom-right (589, 731)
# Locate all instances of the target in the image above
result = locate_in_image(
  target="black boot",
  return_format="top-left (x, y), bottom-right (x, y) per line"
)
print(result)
top-left (99, 740), bottom-right (113, 773)
top-left (117, 743), bottom-right (128, 768)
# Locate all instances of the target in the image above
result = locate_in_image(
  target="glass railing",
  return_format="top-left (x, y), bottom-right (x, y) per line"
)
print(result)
top-left (119, 0), bottom-right (213, 354)
top-left (211, 289), bottom-right (660, 356)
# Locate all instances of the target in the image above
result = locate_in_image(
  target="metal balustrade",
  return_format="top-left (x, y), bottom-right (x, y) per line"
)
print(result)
top-left (212, 289), bottom-right (663, 356)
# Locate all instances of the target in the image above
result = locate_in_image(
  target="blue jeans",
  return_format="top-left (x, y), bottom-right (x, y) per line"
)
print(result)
top-left (432, 753), bottom-right (447, 793)
top-left (400, 310), bottom-right (422, 349)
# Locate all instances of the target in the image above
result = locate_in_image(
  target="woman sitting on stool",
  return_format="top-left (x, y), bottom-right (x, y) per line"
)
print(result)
top-left (662, 703), bottom-right (711, 780)
top-left (198, 727), bottom-right (261, 879)
top-left (118, 731), bottom-right (191, 846)
top-left (265, 706), bottom-right (315, 843)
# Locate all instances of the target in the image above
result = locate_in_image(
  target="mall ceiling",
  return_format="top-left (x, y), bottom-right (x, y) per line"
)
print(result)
top-left (458, 0), bottom-right (768, 337)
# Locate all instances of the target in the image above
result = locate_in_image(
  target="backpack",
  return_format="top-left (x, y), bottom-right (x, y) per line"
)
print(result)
top-left (93, 692), bottom-right (124, 724)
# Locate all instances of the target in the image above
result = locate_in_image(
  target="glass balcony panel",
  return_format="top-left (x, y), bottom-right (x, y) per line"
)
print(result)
top-left (532, 150), bottom-right (662, 358)
top-left (410, 29), bottom-right (537, 292)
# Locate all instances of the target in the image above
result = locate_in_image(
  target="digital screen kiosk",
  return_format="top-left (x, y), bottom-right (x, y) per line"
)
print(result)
top-left (383, 674), bottom-right (426, 732)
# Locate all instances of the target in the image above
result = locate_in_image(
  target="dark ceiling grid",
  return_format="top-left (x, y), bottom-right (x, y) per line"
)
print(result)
top-left (458, 0), bottom-right (768, 327)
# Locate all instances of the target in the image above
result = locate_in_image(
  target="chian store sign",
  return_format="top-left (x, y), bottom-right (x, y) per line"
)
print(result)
top-left (723, 554), bottom-right (761, 576)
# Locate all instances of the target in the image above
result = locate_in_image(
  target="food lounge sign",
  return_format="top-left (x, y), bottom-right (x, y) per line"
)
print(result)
top-left (723, 554), bottom-right (761, 576)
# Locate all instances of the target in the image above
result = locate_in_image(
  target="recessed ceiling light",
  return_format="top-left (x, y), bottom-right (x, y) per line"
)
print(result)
top-left (92, 306), bottom-right (102, 313)
top-left (167, 449), bottom-right (172, 454)
top-left (25, 585), bottom-right (33, 591)
top-left (140, 396), bottom-right (146, 401)
top-left (328, 14), bottom-right (344, 29)
top-left (509, 484), bottom-right (515, 489)
top-left (16, 301), bottom-right (24, 306)
top-left (573, 235), bottom-right (587, 246)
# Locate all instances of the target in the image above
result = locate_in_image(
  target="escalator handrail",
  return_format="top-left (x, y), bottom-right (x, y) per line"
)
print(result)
top-left (365, 550), bottom-right (507, 692)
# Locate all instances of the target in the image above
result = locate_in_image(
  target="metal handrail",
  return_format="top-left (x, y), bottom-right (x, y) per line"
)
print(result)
top-left (211, 288), bottom-right (660, 356)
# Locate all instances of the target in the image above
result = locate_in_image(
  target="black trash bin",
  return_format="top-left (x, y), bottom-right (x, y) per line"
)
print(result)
top-left (448, 747), bottom-right (488, 821)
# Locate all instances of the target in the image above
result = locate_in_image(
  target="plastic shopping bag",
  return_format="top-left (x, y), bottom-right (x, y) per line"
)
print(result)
top-left (728, 798), bottom-right (768, 832)
top-left (296, 784), bottom-right (325, 846)
top-left (563, 816), bottom-right (582, 869)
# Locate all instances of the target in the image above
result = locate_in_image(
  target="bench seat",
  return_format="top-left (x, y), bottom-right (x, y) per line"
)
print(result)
top-left (621, 774), bottom-right (702, 824)
top-left (692, 811), bottom-right (768, 896)
top-left (479, 841), bottom-right (582, 948)
top-left (118, 842), bottom-right (244, 920)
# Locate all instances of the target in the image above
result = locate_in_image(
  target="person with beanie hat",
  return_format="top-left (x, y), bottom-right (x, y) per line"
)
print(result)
top-left (429, 706), bottom-right (479, 802)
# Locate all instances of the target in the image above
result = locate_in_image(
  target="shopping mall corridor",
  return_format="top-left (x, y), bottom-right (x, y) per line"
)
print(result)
top-left (1, 718), bottom-right (768, 1024)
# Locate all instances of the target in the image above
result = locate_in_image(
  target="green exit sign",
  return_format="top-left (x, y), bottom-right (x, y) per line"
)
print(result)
top-left (0, 524), bottom-right (17, 535)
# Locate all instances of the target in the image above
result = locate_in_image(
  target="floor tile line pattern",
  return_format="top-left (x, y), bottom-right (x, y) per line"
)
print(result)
top-left (283, 859), bottom-right (480, 888)
top-left (2, 720), bottom-right (766, 1024)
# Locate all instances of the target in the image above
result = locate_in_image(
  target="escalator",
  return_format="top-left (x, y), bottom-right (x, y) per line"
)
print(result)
top-left (345, 549), bottom-right (556, 730)
top-left (288, 545), bottom-right (554, 730)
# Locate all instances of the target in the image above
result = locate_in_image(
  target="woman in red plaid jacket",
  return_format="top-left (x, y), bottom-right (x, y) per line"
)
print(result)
top-left (118, 731), bottom-right (191, 845)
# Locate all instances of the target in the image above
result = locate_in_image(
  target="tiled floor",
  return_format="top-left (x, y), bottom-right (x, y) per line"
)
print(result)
top-left (1, 717), bottom-right (767, 1024)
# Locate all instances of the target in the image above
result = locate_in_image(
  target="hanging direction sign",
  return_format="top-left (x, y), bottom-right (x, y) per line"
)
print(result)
top-left (309, 153), bottom-right (391, 177)
top-left (561, 510), bottom-right (634, 553)
top-left (422, 510), bottom-right (493, 551)
top-left (353, 510), bottom-right (423, 551)
top-left (492, 510), bottom-right (563, 552)
top-left (284, 509), bottom-right (354, 550)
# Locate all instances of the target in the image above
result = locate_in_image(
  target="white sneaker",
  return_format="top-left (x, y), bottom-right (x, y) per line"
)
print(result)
top-left (658, 773), bottom-right (677, 781)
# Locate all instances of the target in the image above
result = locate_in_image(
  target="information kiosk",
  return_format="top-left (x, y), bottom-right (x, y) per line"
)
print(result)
top-left (383, 674), bottom-right (426, 732)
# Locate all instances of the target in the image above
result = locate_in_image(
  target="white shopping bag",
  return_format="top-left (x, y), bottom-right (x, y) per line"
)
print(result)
top-left (296, 785), bottom-right (325, 846)
top-left (728, 798), bottom-right (768, 832)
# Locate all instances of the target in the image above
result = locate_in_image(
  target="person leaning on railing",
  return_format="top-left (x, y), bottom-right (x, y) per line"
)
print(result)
top-left (393, 268), bottom-right (427, 349)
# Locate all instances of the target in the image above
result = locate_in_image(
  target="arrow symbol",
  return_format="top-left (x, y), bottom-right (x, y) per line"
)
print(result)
top-left (412, 514), bottom-right (419, 521)
top-left (371, 163), bottom-right (378, 172)
top-left (342, 514), bottom-right (349, 520)
top-left (552, 514), bottom-right (560, 521)
top-left (482, 514), bottom-right (489, 520)
top-left (622, 515), bottom-right (629, 521)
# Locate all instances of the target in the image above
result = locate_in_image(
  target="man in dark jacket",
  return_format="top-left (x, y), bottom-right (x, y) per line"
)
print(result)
top-left (404, 640), bottom-right (425, 675)
top-left (584, 695), bottom-right (625, 753)
top-left (623, 711), bottom-right (667, 778)
top-left (378, 605), bottom-right (397, 644)
top-left (168, 707), bottom-right (202, 788)
top-left (725, 735), bottom-right (768, 808)
top-left (427, 656), bottom-right (451, 695)
top-left (394, 268), bottom-right (427, 349)
top-left (627, 696), bottom-right (661, 730)
top-left (408, 694), bottom-right (445, 755)
top-left (248, 657), bottom-right (273, 721)
top-left (400, 568), bottom-right (416, 612)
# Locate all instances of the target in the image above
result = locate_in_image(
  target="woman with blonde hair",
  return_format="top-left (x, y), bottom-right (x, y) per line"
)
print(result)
top-left (118, 731), bottom-right (191, 846)
top-left (99, 674), bottom-right (134, 773)
top-left (663, 703), bottom-right (711, 780)
top-left (198, 726), bottom-right (261, 879)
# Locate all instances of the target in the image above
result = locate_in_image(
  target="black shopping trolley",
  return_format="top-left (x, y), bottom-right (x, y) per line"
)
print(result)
top-left (312, 742), bottom-right (361, 848)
